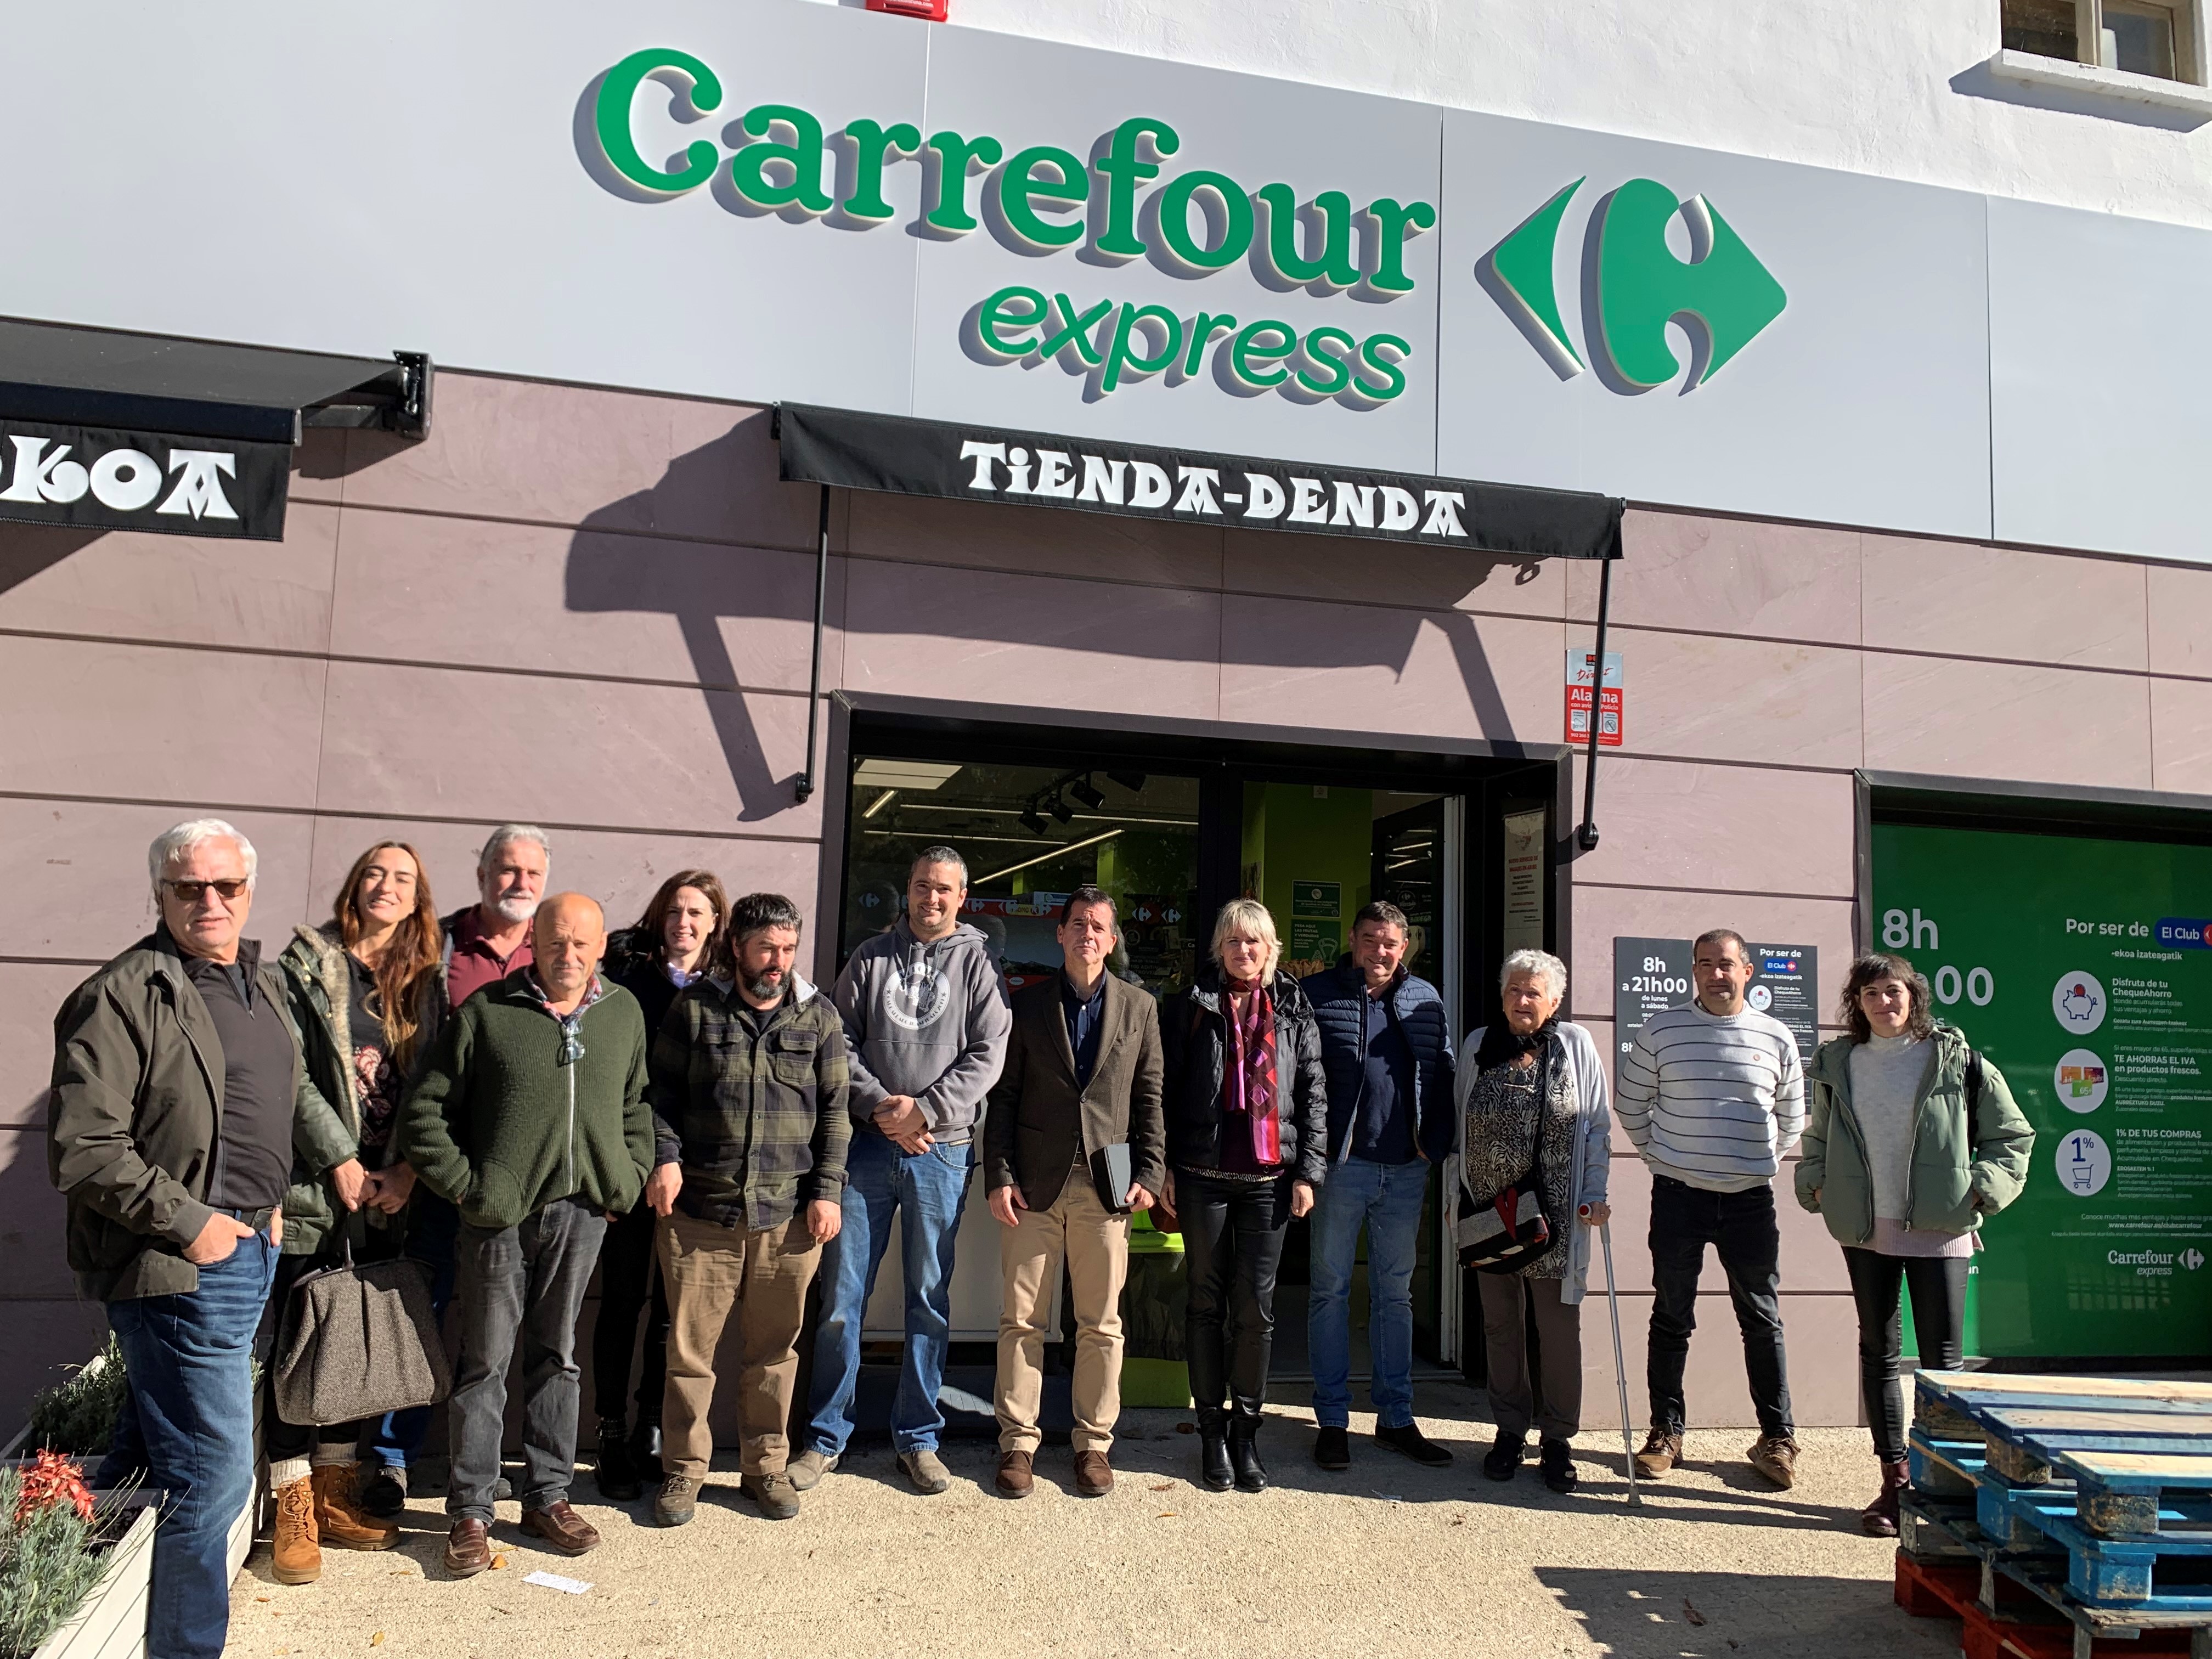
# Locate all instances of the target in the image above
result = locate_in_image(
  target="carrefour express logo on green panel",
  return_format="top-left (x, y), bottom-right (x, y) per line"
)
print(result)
top-left (585, 48), bottom-right (1785, 404)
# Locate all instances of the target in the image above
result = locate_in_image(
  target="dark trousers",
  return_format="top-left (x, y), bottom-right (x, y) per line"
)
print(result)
top-left (98, 1227), bottom-right (278, 1659)
top-left (447, 1197), bottom-right (607, 1522)
top-left (1179, 1171), bottom-right (1291, 1417)
top-left (1844, 1246), bottom-right (1968, 1462)
top-left (1476, 1272), bottom-right (1584, 1442)
top-left (1646, 1175), bottom-right (1794, 1438)
top-left (369, 1190), bottom-right (458, 1470)
top-left (591, 1197), bottom-right (669, 1425)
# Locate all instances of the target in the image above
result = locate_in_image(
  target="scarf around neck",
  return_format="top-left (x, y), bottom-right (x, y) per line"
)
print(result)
top-left (1221, 975), bottom-right (1282, 1165)
top-left (1475, 1014), bottom-right (1559, 1073)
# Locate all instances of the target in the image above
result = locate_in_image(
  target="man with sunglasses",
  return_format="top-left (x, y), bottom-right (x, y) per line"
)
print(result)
top-left (397, 893), bottom-right (654, 1576)
top-left (50, 819), bottom-right (354, 1659)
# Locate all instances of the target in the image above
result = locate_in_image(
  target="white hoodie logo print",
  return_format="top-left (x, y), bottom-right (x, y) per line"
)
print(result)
top-left (882, 957), bottom-right (951, 1031)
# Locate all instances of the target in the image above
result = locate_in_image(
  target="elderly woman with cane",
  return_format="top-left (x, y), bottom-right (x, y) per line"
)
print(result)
top-left (1459, 947), bottom-right (1613, 1493)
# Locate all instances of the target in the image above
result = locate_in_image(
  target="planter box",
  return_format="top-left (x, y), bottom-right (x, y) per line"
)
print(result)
top-left (30, 1503), bottom-right (155, 1659)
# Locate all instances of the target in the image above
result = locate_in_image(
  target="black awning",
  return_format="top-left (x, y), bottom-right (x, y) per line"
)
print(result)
top-left (0, 319), bottom-right (430, 445)
top-left (0, 320), bottom-right (432, 541)
top-left (776, 403), bottom-right (1621, 561)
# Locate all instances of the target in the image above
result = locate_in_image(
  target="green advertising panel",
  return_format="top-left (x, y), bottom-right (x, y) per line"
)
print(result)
top-left (1875, 823), bottom-right (2212, 1359)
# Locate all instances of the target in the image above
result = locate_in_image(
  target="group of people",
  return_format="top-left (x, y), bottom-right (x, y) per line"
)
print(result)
top-left (45, 819), bottom-right (2038, 1659)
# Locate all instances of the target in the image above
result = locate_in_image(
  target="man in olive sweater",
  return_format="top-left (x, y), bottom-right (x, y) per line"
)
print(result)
top-left (396, 894), bottom-right (652, 1576)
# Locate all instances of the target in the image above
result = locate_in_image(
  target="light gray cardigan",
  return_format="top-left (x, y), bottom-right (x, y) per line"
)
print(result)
top-left (1454, 1019), bottom-right (1615, 1306)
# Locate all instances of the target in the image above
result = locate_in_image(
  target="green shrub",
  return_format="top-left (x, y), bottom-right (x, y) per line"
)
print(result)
top-left (23, 1339), bottom-right (127, 1458)
top-left (0, 1466), bottom-right (110, 1659)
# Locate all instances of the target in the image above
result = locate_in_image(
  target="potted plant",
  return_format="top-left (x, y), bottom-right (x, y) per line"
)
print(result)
top-left (1, 1454), bottom-right (155, 1659)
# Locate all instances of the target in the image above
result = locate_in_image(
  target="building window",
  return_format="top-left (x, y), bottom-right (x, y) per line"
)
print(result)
top-left (2002, 0), bottom-right (2198, 82)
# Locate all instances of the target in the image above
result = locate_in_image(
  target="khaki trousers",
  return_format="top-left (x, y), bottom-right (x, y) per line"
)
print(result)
top-left (995, 1165), bottom-right (1130, 1454)
top-left (658, 1209), bottom-right (821, 1480)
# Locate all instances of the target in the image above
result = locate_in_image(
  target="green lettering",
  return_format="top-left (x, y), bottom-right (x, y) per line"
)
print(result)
top-left (1183, 312), bottom-right (1237, 376)
top-left (1256, 185), bottom-right (1357, 288)
top-left (1093, 117), bottom-right (1180, 258)
top-left (978, 286), bottom-right (1049, 359)
top-left (1156, 171), bottom-right (1252, 270)
top-left (1100, 304), bottom-right (1184, 393)
top-left (1040, 294), bottom-right (1112, 366)
top-left (997, 145), bottom-right (1087, 249)
top-left (730, 104), bottom-right (832, 213)
top-left (1296, 326), bottom-right (1357, 396)
top-left (1353, 332), bottom-right (1410, 402)
top-left (1593, 179), bottom-right (1787, 388)
top-left (1365, 198), bottom-right (1438, 294)
top-left (592, 48), bottom-right (723, 196)
top-left (1229, 319), bottom-right (1296, 389)
top-left (924, 131), bottom-right (1006, 233)
top-left (841, 119), bottom-right (921, 222)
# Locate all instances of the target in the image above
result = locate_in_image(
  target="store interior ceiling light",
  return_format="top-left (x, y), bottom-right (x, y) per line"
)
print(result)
top-left (1018, 805), bottom-right (1049, 836)
top-left (1047, 794), bottom-right (1075, 824)
top-left (975, 828), bottom-right (1123, 887)
top-left (851, 759), bottom-right (963, 791)
top-left (1105, 771), bottom-right (1148, 793)
top-left (1068, 776), bottom-right (1107, 811)
top-left (861, 789), bottom-right (898, 819)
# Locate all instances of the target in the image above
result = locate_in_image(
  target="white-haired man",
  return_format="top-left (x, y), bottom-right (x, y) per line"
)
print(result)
top-left (49, 820), bottom-right (349, 1659)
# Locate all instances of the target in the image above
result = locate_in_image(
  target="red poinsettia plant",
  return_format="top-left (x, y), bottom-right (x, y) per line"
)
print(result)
top-left (13, 1449), bottom-right (95, 1525)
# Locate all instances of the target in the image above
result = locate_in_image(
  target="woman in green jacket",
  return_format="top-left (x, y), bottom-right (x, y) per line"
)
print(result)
top-left (1796, 952), bottom-right (2034, 1538)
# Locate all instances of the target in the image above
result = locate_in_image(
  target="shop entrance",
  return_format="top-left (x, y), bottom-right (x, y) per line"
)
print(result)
top-left (827, 703), bottom-right (1566, 1390)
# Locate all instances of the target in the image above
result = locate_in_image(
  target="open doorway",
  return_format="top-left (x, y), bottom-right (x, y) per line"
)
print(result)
top-left (826, 702), bottom-right (1568, 1385)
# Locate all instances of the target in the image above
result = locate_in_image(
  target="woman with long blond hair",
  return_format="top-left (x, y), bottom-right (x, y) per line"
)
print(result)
top-left (589, 869), bottom-right (731, 1499)
top-left (264, 841), bottom-right (447, 1583)
top-left (1161, 898), bottom-right (1328, 1494)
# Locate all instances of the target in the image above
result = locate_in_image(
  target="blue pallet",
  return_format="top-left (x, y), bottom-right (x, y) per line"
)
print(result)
top-left (1978, 1478), bottom-right (2212, 1610)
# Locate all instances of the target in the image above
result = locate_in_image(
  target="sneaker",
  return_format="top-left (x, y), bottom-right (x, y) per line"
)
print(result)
top-left (788, 1449), bottom-right (838, 1492)
top-left (898, 1448), bottom-right (952, 1496)
top-left (654, 1474), bottom-right (701, 1527)
top-left (741, 1472), bottom-right (801, 1521)
top-left (1482, 1432), bottom-right (1526, 1482)
top-left (358, 1463), bottom-right (407, 1520)
top-left (1313, 1426), bottom-right (1351, 1471)
top-left (1747, 1433), bottom-right (1800, 1490)
top-left (1375, 1422), bottom-right (1453, 1468)
top-left (1539, 1438), bottom-right (1578, 1493)
top-left (1633, 1429), bottom-right (1684, 1479)
top-left (594, 1418), bottom-right (640, 1502)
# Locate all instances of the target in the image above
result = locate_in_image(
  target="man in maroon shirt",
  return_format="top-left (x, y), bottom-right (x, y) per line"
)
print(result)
top-left (443, 826), bottom-right (550, 1007)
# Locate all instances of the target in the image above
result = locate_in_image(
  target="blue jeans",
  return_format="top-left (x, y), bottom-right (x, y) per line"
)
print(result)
top-left (367, 1190), bottom-right (458, 1470)
top-left (1308, 1157), bottom-right (1428, 1430)
top-left (805, 1132), bottom-right (973, 1456)
top-left (98, 1227), bottom-right (278, 1659)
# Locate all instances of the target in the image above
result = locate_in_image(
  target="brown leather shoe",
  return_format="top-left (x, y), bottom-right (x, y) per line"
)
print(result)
top-left (1748, 1434), bottom-right (1801, 1490)
top-left (519, 1500), bottom-right (601, 1555)
top-left (1633, 1429), bottom-right (1684, 1479)
top-left (994, 1449), bottom-right (1034, 1499)
top-left (443, 1517), bottom-right (491, 1577)
top-left (1073, 1450), bottom-right (1114, 1497)
top-left (312, 1464), bottom-right (399, 1551)
top-left (270, 1476), bottom-right (320, 1585)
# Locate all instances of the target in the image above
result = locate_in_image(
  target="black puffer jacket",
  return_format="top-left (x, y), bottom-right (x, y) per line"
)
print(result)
top-left (1162, 964), bottom-right (1329, 1185)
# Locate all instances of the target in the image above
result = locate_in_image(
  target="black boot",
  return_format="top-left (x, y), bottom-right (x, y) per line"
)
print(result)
top-left (594, 1418), bottom-right (639, 1501)
top-left (1227, 1408), bottom-right (1268, 1493)
top-left (1198, 1409), bottom-right (1234, 1492)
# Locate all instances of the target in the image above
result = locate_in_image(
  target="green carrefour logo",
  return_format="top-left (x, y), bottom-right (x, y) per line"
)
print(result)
top-left (1482, 177), bottom-right (1786, 391)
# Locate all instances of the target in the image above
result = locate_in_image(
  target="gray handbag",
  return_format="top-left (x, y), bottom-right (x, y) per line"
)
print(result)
top-left (272, 1231), bottom-right (450, 1426)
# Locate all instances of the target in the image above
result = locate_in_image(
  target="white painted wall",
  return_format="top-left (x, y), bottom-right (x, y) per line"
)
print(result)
top-left (839, 0), bottom-right (2212, 230)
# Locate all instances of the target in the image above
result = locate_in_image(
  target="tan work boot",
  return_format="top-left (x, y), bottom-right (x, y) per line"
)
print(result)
top-left (787, 1449), bottom-right (838, 1492)
top-left (1747, 1433), bottom-right (1800, 1490)
top-left (1633, 1429), bottom-right (1684, 1479)
top-left (270, 1475), bottom-right (320, 1585)
top-left (312, 1464), bottom-right (399, 1551)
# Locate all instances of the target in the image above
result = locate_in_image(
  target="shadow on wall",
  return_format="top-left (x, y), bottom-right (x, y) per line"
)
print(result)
top-left (561, 419), bottom-right (1554, 814)
top-left (1533, 1566), bottom-right (1948, 1659)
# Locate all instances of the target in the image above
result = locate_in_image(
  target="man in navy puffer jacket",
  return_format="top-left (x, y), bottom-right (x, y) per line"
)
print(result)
top-left (1300, 902), bottom-right (1455, 1471)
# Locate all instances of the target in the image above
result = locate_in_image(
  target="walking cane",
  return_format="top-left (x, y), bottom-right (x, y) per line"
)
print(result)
top-left (1596, 1218), bottom-right (1640, 1507)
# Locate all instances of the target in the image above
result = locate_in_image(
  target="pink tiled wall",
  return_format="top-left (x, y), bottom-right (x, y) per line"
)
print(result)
top-left (1, 369), bottom-right (2197, 1437)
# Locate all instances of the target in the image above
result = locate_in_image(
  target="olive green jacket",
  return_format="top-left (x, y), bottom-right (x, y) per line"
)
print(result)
top-left (1794, 1025), bottom-right (2035, 1245)
top-left (48, 929), bottom-right (352, 1301)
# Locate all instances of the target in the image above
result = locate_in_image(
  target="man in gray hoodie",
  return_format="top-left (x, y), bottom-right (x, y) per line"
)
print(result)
top-left (793, 846), bottom-right (1011, 1494)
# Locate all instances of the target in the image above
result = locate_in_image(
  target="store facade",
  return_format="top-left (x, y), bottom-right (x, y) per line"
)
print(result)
top-left (4, 0), bottom-right (2211, 1432)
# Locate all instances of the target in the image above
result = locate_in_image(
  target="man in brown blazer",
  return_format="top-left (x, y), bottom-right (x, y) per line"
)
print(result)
top-left (985, 884), bottom-right (1165, 1499)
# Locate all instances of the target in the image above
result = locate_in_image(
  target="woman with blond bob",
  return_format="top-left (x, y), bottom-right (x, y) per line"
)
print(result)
top-left (1161, 898), bottom-right (1328, 1494)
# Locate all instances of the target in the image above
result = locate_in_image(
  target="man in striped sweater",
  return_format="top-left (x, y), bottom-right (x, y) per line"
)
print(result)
top-left (1616, 928), bottom-right (1805, 1488)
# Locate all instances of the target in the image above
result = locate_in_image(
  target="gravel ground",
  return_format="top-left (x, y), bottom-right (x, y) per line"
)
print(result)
top-left (229, 1387), bottom-right (1955, 1659)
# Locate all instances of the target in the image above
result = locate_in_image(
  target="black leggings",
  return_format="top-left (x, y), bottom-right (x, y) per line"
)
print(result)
top-left (1843, 1247), bottom-right (1968, 1462)
top-left (1179, 1170), bottom-right (1292, 1417)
